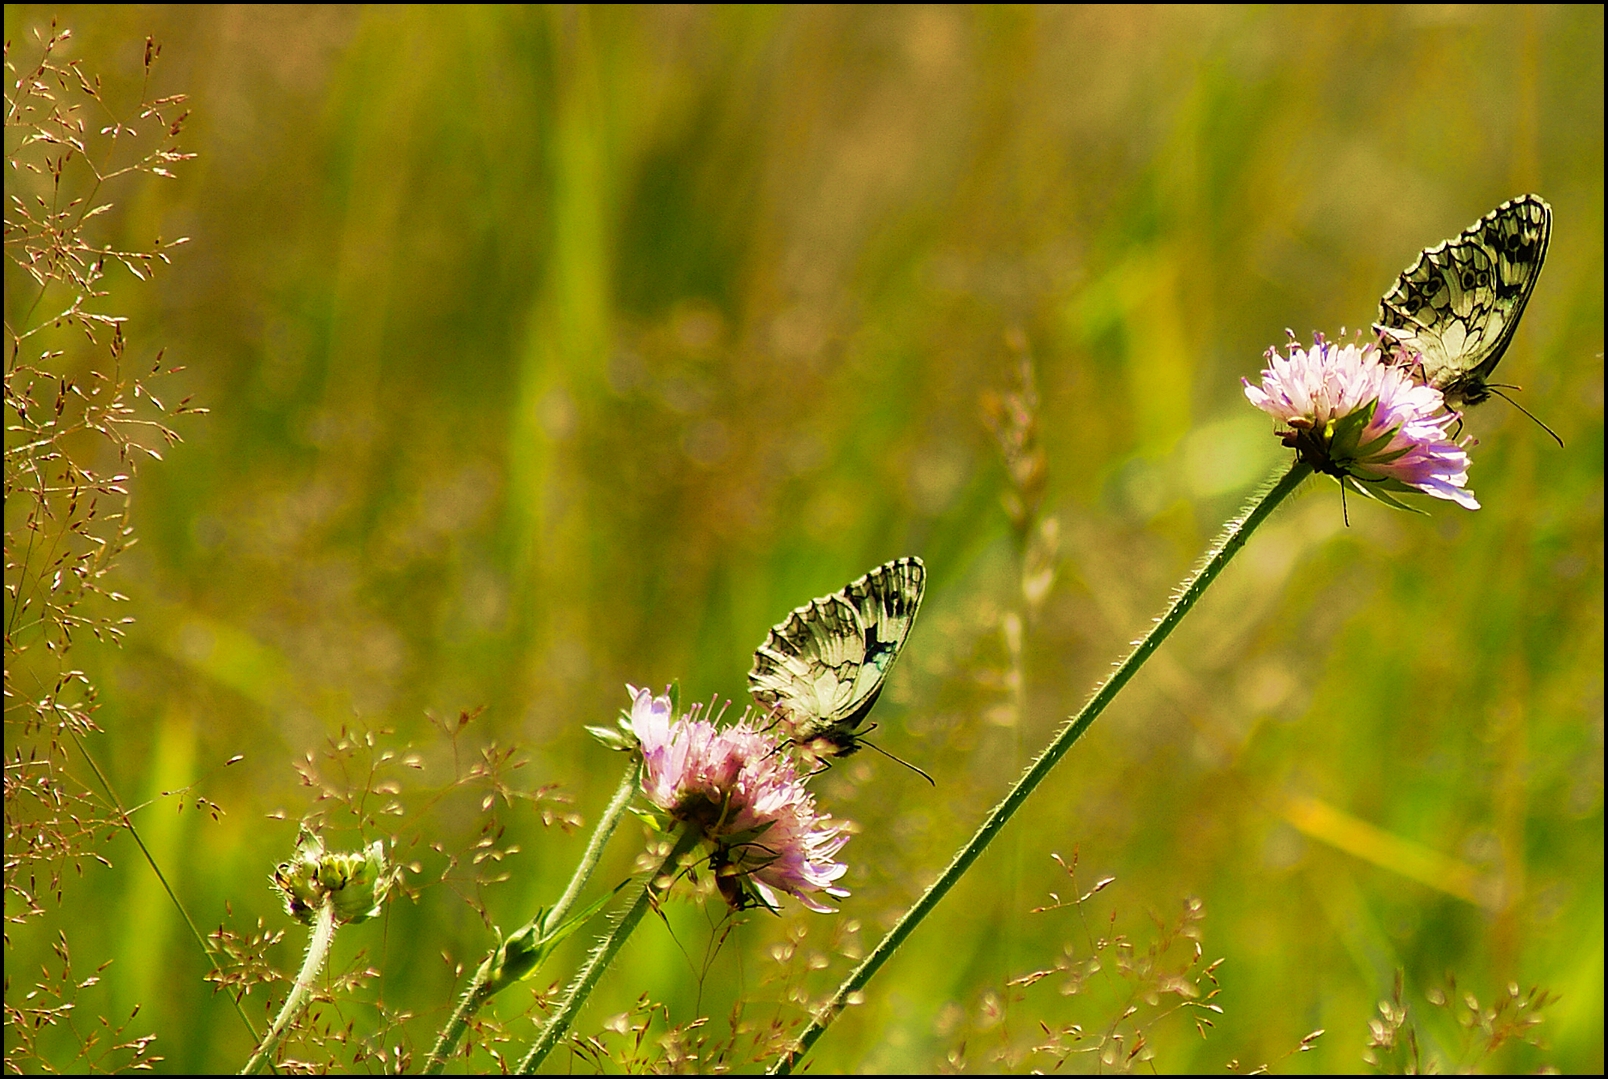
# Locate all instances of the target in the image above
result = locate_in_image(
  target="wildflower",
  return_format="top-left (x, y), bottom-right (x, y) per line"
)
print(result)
top-left (626, 685), bottom-right (850, 912)
top-left (1243, 333), bottom-right (1479, 511)
top-left (271, 827), bottom-right (395, 925)
top-left (715, 768), bottom-right (851, 914)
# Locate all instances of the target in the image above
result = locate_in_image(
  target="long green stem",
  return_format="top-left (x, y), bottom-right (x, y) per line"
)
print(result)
top-left (66, 728), bottom-right (265, 1046)
top-left (517, 826), bottom-right (704, 1074)
top-left (549, 761), bottom-right (641, 920)
top-left (423, 760), bottom-right (641, 1074)
top-left (768, 461), bottom-right (1312, 1074)
top-left (241, 895), bottom-right (337, 1075)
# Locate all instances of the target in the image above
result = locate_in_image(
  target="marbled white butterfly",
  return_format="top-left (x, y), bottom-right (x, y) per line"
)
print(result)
top-left (748, 556), bottom-right (931, 782)
top-left (1374, 195), bottom-right (1553, 425)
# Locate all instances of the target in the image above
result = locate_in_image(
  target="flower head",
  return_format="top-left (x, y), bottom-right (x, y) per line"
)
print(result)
top-left (271, 826), bottom-right (395, 925)
top-left (626, 685), bottom-right (850, 913)
top-left (711, 748), bottom-right (851, 914)
top-left (1244, 333), bottom-right (1479, 511)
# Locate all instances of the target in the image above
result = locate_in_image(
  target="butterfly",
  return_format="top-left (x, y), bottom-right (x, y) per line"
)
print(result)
top-left (1374, 195), bottom-right (1556, 437)
top-left (748, 556), bottom-right (931, 783)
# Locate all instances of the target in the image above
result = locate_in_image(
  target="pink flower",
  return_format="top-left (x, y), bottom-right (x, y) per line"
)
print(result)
top-left (716, 749), bottom-right (850, 914)
top-left (626, 686), bottom-right (850, 912)
top-left (1244, 334), bottom-right (1479, 510)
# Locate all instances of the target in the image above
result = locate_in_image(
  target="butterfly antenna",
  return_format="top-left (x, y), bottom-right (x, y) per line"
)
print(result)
top-left (1487, 386), bottom-right (1565, 448)
top-left (859, 737), bottom-right (936, 786)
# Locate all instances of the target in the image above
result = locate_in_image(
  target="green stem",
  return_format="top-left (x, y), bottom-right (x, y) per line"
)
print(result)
top-left (66, 728), bottom-right (265, 1046)
top-left (241, 894), bottom-right (337, 1075)
top-left (423, 760), bottom-right (641, 1074)
top-left (768, 461), bottom-right (1312, 1075)
top-left (517, 825), bottom-right (704, 1074)
top-left (551, 762), bottom-right (642, 921)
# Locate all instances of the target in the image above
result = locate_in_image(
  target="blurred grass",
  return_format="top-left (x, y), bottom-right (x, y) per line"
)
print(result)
top-left (4, 5), bottom-right (1600, 1073)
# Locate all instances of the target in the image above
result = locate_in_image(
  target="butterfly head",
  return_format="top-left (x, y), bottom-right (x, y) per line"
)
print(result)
top-left (1439, 374), bottom-right (1492, 410)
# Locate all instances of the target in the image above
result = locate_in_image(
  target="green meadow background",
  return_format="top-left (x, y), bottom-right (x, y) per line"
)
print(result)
top-left (5, 6), bottom-right (1601, 1073)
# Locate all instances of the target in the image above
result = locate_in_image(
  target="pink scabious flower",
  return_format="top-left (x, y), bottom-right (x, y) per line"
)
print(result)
top-left (626, 685), bottom-right (850, 913)
top-left (1243, 333), bottom-right (1479, 511)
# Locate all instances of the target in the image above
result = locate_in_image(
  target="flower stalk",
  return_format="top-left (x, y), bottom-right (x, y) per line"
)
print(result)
top-left (242, 830), bottom-right (394, 1073)
top-left (422, 760), bottom-right (641, 1074)
top-left (516, 825), bottom-right (705, 1073)
top-left (767, 460), bottom-right (1313, 1074)
top-left (241, 893), bottom-right (337, 1075)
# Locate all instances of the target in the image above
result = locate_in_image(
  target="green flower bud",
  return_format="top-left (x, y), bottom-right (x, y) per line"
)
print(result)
top-left (270, 830), bottom-right (394, 925)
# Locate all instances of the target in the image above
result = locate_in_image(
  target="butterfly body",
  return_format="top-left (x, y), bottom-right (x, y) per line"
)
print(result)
top-left (1374, 194), bottom-right (1551, 409)
top-left (749, 556), bottom-right (925, 761)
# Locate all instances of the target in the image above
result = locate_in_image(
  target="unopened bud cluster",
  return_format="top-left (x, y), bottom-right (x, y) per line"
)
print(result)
top-left (271, 828), bottom-right (394, 926)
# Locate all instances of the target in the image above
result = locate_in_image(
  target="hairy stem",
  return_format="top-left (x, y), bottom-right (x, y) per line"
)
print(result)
top-left (241, 895), bottom-right (337, 1075)
top-left (517, 825), bottom-right (703, 1074)
top-left (768, 461), bottom-right (1312, 1074)
top-left (423, 760), bottom-right (641, 1074)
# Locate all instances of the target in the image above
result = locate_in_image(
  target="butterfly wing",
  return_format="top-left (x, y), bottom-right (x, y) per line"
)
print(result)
top-left (839, 556), bottom-right (925, 727)
top-left (1374, 194), bottom-right (1551, 407)
top-left (749, 592), bottom-right (869, 744)
top-left (748, 556), bottom-right (926, 753)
